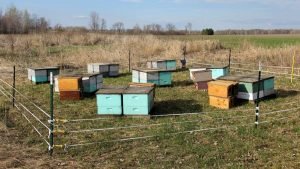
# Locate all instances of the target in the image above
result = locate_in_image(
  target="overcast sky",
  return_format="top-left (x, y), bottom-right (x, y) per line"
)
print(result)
top-left (1, 0), bottom-right (300, 30)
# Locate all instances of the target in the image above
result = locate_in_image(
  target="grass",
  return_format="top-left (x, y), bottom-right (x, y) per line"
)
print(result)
top-left (2, 69), bottom-right (300, 168)
top-left (159, 34), bottom-right (300, 49)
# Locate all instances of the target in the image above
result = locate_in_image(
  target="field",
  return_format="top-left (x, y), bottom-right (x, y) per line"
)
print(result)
top-left (1, 34), bottom-right (300, 168)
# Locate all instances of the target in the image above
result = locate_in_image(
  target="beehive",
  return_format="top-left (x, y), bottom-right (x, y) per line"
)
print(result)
top-left (190, 64), bottom-right (229, 80)
top-left (132, 68), bottom-right (172, 86)
top-left (58, 76), bottom-right (82, 91)
top-left (218, 74), bottom-right (275, 101)
top-left (81, 73), bottom-right (103, 93)
top-left (28, 67), bottom-right (59, 83)
top-left (87, 63), bottom-right (119, 77)
top-left (208, 80), bottom-right (238, 98)
top-left (96, 86), bottom-right (126, 115)
top-left (191, 70), bottom-right (212, 82)
top-left (209, 96), bottom-right (235, 109)
top-left (147, 59), bottom-right (177, 71)
top-left (123, 86), bottom-right (154, 115)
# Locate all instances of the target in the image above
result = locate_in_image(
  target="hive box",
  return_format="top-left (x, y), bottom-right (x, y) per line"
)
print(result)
top-left (194, 81), bottom-right (210, 90)
top-left (208, 80), bottom-right (238, 98)
top-left (191, 70), bottom-right (212, 82)
top-left (190, 65), bottom-right (229, 80)
top-left (218, 74), bottom-right (275, 101)
top-left (132, 68), bottom-right (172, 86)
top-left (96, 86), bottom-right (126, 115)
top-left (123, 86), bottom-right (154, 115)
top-left (28, 67), bottom-right (59, 83)
top-left (59, 91), bottom-right (82, 100)
top-left (147, 59), bottom-right (177, 71)
top-left (87, 63), bottom-right (119, 77)
top-left (58, 76), bottom-right (82, 91)
top-left (209, 96), bottom-right (235, 109)
top-left (81, 73), bottom-right (103, 93)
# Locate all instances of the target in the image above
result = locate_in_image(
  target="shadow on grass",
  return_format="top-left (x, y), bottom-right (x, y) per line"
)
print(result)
top-left (276, 89), bottom-right (300, 98)
top-left (173, 80), bottom-right (194, 87)
top-left (151, 99), bottom-right (202, 115)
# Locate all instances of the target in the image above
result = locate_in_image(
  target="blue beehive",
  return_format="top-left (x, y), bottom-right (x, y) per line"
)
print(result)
top-left (28, 67), bottom-right (59, 83)
top-left (123, 86), bottom-right (154, 115)
top-left (132, 68), bottom-right (172, 86)
top-left (147, 59), bottom-right (176, 71)
top-left (96, 86), bottom-right (126, 115)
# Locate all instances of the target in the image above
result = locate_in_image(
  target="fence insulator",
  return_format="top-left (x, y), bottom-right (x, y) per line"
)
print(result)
top-left (53, 145), bottom-right (65, 149)
top-left (53, 130), bottom-right (67, 135)
top-left (55, 119), bottom-right (69, 124)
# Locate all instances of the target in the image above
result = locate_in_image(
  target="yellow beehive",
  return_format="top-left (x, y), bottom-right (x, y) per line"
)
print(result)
top-left (208, 80), bottom-right (238, 98)
top-left (58, 76), bottom-right (82, 91)
top-left (209, 96), bottom-right (235, 109)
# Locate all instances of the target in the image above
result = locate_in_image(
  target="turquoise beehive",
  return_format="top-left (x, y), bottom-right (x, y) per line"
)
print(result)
top-left (147, 59), bottom-right (177, 71)
top-left (96, 86), bottom-right (126, 115)
top-left (132, 68), bottom-right (172, 86)
top-left (190, 64), bottom-right (229, 80)
top-left (28, 67), bottom-right (59, 83)
top-left (123, 86), bottom-right (154, 115)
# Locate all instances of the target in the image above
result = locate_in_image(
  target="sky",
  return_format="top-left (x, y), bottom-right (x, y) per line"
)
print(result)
top-left (1, 0), bottom-right (300, 30)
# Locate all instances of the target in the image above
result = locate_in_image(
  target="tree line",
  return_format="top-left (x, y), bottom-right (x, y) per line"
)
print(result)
top-left (0, 6), bottom-right (49, 34)
top-left (1, 6), bottom-right (299, 35)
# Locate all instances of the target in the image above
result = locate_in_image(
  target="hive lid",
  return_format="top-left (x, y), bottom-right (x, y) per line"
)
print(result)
top-left (132, 68), bottom-right (172, 73)
top-left (89, 63), bottom-right (119, 66)
top-left (218, 75), bottom-right (245, 81)
top-left (124, 86), bottom-right (154, 94)
top-left (148, 59), bottom-right (176, 62)
top-left (97, 86), bottom-right (127, 94)
top-left (239, 74), bottom-right (274, 83)
top-left (57, 75), bottom-right (82, 80)
top-left (191, 64), bottom-right (228, 69)
top-left (28, 66), bottom-right (59, 70)
top-left (208, 80), bottom-right (238, 86)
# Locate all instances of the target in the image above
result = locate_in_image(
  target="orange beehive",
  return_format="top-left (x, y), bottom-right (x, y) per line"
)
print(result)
top-left (58, 76), bottom-right (82, 91)
top-left (209, 96), bottom-right (235, 109)
top-left (208, 80), bottom-right (238, 98)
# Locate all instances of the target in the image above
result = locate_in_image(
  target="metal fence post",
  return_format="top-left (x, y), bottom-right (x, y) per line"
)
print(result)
top-left (49, 72), bottom-right (54, 156)
top-left (255, 62), bottom-right (262, 128)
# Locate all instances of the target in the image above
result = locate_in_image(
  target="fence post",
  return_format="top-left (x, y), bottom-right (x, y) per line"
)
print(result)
top-left (228, 48), bottom-right (231, 73)
top-left (128, 49), bottom-right (131, 72)
top-left (12, 65), bottom-right (15, 107)
top-left (49, 72), bottom-right (54, 156)
top-left (255, 62), bottom-right (262, 128)
top-left (291, 50), bottom-right (296, 84)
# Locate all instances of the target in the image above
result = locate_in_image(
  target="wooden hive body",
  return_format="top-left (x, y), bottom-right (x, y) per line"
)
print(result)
top-left (208, 80), bottom-right (238, 98)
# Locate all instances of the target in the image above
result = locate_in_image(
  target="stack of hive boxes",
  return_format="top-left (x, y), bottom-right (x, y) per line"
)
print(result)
top-left (218, 74), bottom-right (275, 101)
top-left (96, 83), bottom-right (155, 115)
top-left (190, 70), bottom-right (213, 90)
top-left (58, 76), bottom-right (82, 100)
top-left (147, 59), bottom-right (177, 71)
top-left (87, 63), bottom-right (119, 77)
top-left (54, 74), bottom-right (103, 96)
top-left (132, 68), bottom-right (172, 86)
top-left (207, 80), bottom-right (239, 109)
top-left (28, 67), bottom-right (60, 84)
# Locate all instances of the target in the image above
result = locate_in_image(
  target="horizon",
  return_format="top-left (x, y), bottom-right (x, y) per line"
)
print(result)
top-left (0, 0), bottom-right (300, 30)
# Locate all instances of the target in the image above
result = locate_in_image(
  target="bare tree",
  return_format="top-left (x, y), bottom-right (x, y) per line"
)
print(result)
top-left (112, 22), bottom-right (124, 33)
top-left (100, 18), bottom-right (106, 31)
top-left (166, 23), bottom-right (176, 33)
top-left (90, 11), bottom-right (100, 31)
top-left (185, 22), bottom-right (192, 34)
top-left (133, 24), bottom-right (142, 34)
